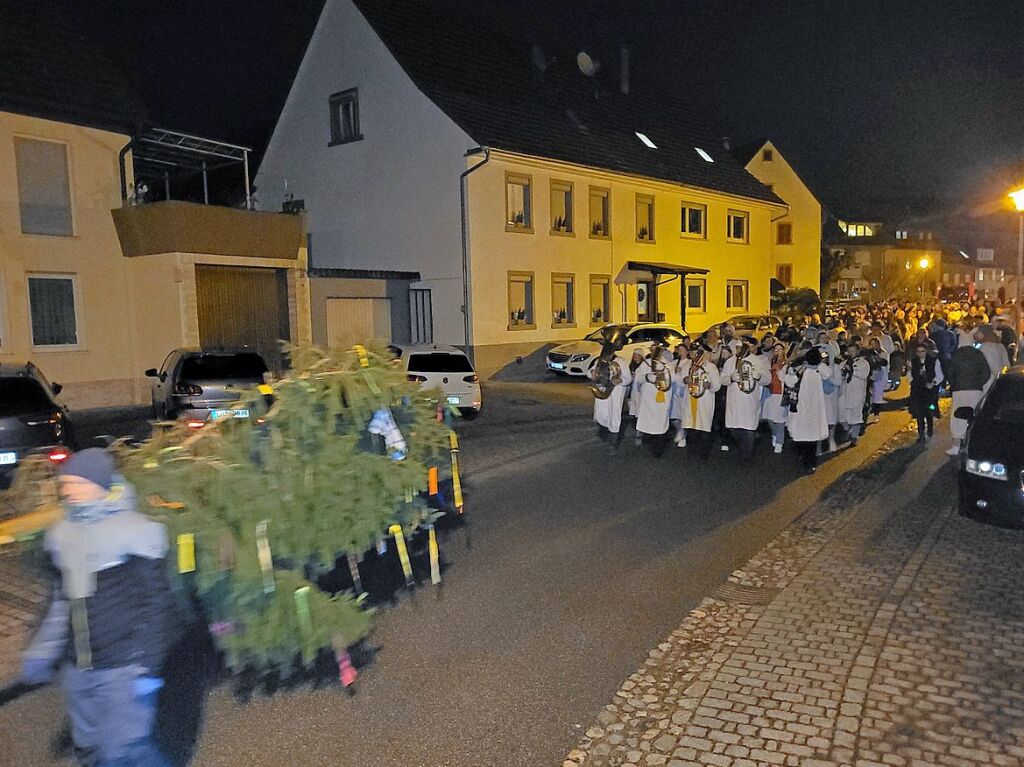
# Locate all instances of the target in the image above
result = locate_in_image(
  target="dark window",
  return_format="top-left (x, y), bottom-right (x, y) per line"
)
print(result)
top-left (180, 353), bottom-right (268, 382)
top-left (0, 378), bottom-right (53, 416)
top-left (762, 149), bottom-right (774, 161)
top-left (28, 276), bottom-right (77, 346)
top-left (981, 378), bottom-right (1024, 423)
top-left (329, 88), bottom-right (362, 145)
top-left (407, 353), bottom-right (474, 373)
top-left (15, 138), bottom-right (73, 236)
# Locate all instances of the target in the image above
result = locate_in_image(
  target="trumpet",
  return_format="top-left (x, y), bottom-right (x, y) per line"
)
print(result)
top-left (687, 347), bottom-right (710, 398)
top-left (645, 344), bottom-right (672, 393)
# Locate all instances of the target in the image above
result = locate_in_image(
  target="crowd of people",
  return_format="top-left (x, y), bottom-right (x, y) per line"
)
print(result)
top-left (591, 299), bottom-right (1018, 472)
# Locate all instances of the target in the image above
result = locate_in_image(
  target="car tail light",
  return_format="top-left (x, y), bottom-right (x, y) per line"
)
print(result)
top-left (463, 374), bottom-right (479, 383)
top-left (185, 419), bottom-right (206, 430)
top-left (174, 383), bottom-right (203, 396)
top-left (47, 448), bottom-right (71, 465)
top-left (408, 374), bottom-right (427, 382)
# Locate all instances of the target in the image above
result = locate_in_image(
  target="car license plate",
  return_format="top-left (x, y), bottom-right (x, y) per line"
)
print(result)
top-left (549, 362), bottom-right (564, 370)
top-left (210, 409), bottom-right (249, 420)
top-left (0, 452), bottom-right (16, 466)
top-left (446, 396), bottom-right (460, 405)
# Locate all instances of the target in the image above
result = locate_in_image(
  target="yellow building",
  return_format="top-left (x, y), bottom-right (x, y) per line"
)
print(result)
top-left (734, 140), bottom-right (822, 294)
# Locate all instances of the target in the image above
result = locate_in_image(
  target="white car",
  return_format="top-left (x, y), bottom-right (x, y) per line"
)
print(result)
top-left (392, 344), bottom-right (482, 418)
top-left (546, 323), bottom-right (687, 377)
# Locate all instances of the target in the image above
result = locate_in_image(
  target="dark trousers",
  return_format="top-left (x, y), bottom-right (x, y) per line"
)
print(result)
top-left (642, 431), bottom-right (671, 457)
top-left (916, 414), bottom-right (934, 438)
top-left (795, 440), bottom-right (817, 470)
top-left (688, 429), bottom-right (713, 460)
top-left (729, 428), bottom-right (755, 456)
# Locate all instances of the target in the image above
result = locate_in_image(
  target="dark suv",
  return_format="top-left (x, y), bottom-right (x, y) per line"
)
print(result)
top-left (147, 349), bottom-right (269, 425)
top-left (0, 363), bottom-right (74, 488)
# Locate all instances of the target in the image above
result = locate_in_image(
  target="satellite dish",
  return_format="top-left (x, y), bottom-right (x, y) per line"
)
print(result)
top-left (576, 51), bottom-right (599, 77)
top-left (531, 44), bottom-right (548, 72)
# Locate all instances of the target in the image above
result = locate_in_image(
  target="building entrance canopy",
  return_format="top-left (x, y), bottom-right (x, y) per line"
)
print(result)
top-left (615, 261), bottom-right (710, 285)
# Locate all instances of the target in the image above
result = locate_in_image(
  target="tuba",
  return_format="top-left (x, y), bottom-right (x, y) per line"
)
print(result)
top-left (735, 345), bottom-right (757, 394)
top-left (687, 347), bottom-right (710, 398)
top-left (645, 344), bottom-right (672, 393)
top-left (589, 325), bottom-right (628, 400)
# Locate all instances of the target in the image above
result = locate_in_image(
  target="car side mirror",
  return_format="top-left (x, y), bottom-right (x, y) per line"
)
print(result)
top-left (52, 383), bottom-right (62, 396)
top-left (954, 406), bottom-right (975, 421)
top-left (145, 368), bottom-right (159, 378)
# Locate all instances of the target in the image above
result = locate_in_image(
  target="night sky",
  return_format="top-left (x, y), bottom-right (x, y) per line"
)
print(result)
top-left (83, 1), bottom-right (1024, 217)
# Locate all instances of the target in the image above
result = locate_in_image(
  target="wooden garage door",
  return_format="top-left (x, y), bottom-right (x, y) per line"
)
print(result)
top-left (325, 297), bottom-right (391, 350)
top-left (195, 265), bottom-right (290, 370)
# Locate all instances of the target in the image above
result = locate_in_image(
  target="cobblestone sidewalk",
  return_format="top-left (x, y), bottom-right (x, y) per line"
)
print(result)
top-left (0, 542), bottom-right (49, 686)
top-left (568, 431), bottom-right (1024, 767)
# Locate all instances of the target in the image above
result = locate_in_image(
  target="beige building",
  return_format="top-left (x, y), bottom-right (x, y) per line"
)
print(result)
top-left (735, 140), bottom-right (822, 293)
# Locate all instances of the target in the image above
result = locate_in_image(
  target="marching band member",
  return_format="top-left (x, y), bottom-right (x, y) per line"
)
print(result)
top-left (705, 328), bottom-right (734, 451)
top-left (670, 344), bottom-right (692, 448)
top-left (838, 341), bottom-right (871, 446)
top-left (679, 343), bottom-right (721, 460)
top-left (590, 346), bottom-right (634, 452)
top-left (627, 347), bottom-right (646, 445)
top-left (720, 335), bottom-right (766, 456)
top-left (763, 342), bottom-right (790, 454)
top-left (633, 344), bottom-right (675, 456)
top-left (785, 347), bottom-right (831, 473)
top-left (819, 344), bottom-right (841, 453)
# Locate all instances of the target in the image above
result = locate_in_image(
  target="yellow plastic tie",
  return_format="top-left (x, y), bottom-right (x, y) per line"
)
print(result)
top-left (428, 524), bottom-right (441, 585)
top-left (388, 524), bottom-right (414, 586)
top-left (177, 533), bottom-right (196, 574)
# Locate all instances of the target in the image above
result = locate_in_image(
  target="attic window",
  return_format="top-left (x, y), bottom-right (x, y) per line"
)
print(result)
top-left (694, 147), bottom-right (714, 163)
top-left (329, 88), bottom-right (363, 145)
top-left (635, 132), bottom-right (657, 149)
top-left (762, 149), bottom-right (774, 162)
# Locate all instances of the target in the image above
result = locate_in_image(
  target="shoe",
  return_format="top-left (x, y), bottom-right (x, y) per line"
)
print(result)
top-left (850, 438), bottom-right (859, 447)
top-left (945, 446), bottom-right (960, 456)
top-left (773, 444), bottom-right (783, 454)
top-left (674, 432), bottom-right (685, 445)
top-left (917, 435), bottom-right (926, 443)
top-left (677, 439), bottom-right (686, 448)
top-left (720, 444), bottom-right (730, 452)
top-left (828, 438), bottom-right (838, 453)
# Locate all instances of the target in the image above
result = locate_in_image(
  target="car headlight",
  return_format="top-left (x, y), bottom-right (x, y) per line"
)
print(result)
top-left (965, 458), bottom-right (1008, 481)
top-left (569, 354), bottom-right (590, 363)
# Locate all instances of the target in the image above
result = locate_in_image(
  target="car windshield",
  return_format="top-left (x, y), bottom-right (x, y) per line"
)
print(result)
top-left (0, 377), bottom-right (52, 416)
top-left (730, 317), bottom-right (760, 330)
top-left (981, 378), bottom-right (1024, 424)
top-left (181, 353), bottom-right (268, 381)
top-left (585, 324), bottom-right (632, 342)
top-left (407, 353), bottom-right (474, 373)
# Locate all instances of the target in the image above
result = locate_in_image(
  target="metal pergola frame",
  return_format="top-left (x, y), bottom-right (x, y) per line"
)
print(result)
top-left (120, 127), bottom-right (252, 209)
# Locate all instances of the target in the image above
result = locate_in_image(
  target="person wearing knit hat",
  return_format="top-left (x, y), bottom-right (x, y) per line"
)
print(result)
top-left (22, 449), bottom-right (174, 766)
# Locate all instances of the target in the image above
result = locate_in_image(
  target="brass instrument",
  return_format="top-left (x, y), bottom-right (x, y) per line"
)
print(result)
top-left (735, 345), bottom-right (757, 395)
top-left (589, 325), bottom-right (628, 400)
top-left (645, 344), bottom-right (672, 393)
top-left (687, 347), bottom-right (710, 398)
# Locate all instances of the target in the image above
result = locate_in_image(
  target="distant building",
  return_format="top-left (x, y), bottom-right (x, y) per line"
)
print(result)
top-left (257, 0), bottom-right (823, 376)
top-left (733, 140), bottom-right (822, 294)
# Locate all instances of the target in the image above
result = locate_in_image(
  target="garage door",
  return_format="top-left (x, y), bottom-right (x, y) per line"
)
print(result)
top-left (195, 265), bottom-right (290, 370)
top-left (325, 297), bottom-right (392, 350)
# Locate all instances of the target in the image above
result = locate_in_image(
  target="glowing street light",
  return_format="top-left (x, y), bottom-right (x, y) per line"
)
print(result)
top-left (917, 257), bottom-right (931, 270)
top-left (1010, 186), bottom-right (1024, 350)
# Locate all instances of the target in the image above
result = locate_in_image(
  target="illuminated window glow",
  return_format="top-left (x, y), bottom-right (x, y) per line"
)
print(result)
top-left (694, 147), bottom-right (714, 163)
top-left (635, 132), bottom-right (657, 149)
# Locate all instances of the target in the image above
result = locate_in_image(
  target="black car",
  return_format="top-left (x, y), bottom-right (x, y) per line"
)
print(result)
top-left (958, 367), bottom-right (1024, 527)
top-left (0, 363), bottom-right (74, 488)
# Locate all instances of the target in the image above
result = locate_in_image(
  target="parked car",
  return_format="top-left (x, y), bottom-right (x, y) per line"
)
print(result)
top-left (546, 323), bottom-right (686, 377)
top-left (0, 363), bottom-right (74, 488)
top-left (391, 344), bottom-right (482, 418)
top-left (147, 349), bottom-right (269, 426)
top-left (958, 367), bottom-right (1024, 527)
top-left (697, 314), bottom-right (781, 342)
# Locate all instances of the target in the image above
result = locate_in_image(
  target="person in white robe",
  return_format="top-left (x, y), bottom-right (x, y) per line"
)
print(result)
top-left (633, 346), bottom-right (675, 456)
top-left (785, 347), bottom-right (830, 472)
top-left (626, 347), bottom-right (646, 445)
top-left (818, 345), bottom-right (841, 453)
top-left (679, 344), bottom-right (721, 460)
top-left (720, 336), bottom-right (766, 456)
top-left (762, 342), bottom-right (790, 454)
top-left (670, 345), bottom-right (692, 447)
top-left (838, 343), bottom-right (871, 446)
top-left (591, 350), bottom-right (634, 452)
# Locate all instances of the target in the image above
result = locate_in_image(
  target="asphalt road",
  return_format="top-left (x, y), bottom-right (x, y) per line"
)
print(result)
top-left (0, 380), bottom-right (916, 766)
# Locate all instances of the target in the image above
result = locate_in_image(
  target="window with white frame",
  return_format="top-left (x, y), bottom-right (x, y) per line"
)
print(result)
top-left (328, 88), bottom-right (362, 145)
top-left (15, 137), bottom-right (73, 236)
top-left (507, 271), bottom-right (535, 328)
top-left (505, 174), bottom-right (533, 231)
top-left (685, 278), bottom-right (706, 313)
top-left (727, 210), bottom-right (749, 243)
top-left (680, 202), bottom-right (706, 237)
top-left (550, 180), bottom-right (573, 234)
top-left (726, 279), bottom-right (748, 311)
top-left (636, 194), bottom-right (655, 242)
top-left (28, 274), bottom-right (79, 347)
top-left (589, 187), bottom-right (610, 237)
top-left (589, 274), bottom-right (610, 325)
top-left (551, 273), bottom-right (575, 326)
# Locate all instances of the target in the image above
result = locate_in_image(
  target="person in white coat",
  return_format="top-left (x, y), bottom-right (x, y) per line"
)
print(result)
top-left (679, 344), bottom-right (721, 460)
top-left (838, 343), bottom-right (871, 446)
top-left (762, 342), bottom-right (791, 454)
top-left (975, 324), bottom-right (1010, 392)
top-left (819, 345), bottom-right (841, 453)
top-left (626, 347), bottom-right (646, 445)
top-left (720, 336), bottom-right (767, 456)
top-left (590, 349), bottom-right (634, 452)
top-left (670, 345), bottom-right (692, 448)
top-left (633, 345), bottom-right (675, 456)
top-left (785, 347), bottom-right (830, 473)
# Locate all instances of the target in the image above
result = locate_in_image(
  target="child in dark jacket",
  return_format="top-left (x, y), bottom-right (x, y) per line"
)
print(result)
top-left (22, 449), bottom-right (174, 767)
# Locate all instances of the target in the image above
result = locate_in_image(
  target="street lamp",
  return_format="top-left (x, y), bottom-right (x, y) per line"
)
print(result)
top-left (916, 256), bottom-right (931, 297)
top-left (1009, 186), bottom-right (1024, 348)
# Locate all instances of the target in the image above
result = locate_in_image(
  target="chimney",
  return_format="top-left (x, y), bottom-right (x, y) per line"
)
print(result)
top-left (619, 44), bottom-right (629, 95)
top-left (722, 136), bottom-right (731, 151)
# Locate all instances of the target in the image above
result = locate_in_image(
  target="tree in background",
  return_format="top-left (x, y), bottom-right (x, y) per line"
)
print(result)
top-left (820, 245), bottom-right (855, 297)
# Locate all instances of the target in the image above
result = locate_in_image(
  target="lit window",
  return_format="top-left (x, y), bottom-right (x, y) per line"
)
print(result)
top-left (680, 202), bottom-right (706, 237)
top-left (685, 278), bottom-right (706, 313)
top-left (896, 230), bottom-right (908, 240)
top-left (28, 274), bottom-right (79, 347)
top-left (694, 147), bottom-right (715, 163)
top-left (727, 210), bottom-right (749, 243)
top-left (636, 194), bottom-right (655, 242)
top-left (589, 187), bottom-right (610, 238)
top-left (776, 222), bottom-right (793, 245)
top-left (328, 89), bottom-right (362, 145)
top-left (507, 271), bottom-right (535, 329)
top-left (505, 174), bottom-right (533, 231)
top-left (15, 138), bottom-right (73, 236)
top-left (776, 264), bottom-right (793, 287)
top-left (762, 148), bottom-right (774, 162)
top-left (635, 132), bottom-right (657, 149)
top-left (551, 273), bottom-right (576, 326)
top-left (550, 180), bottom-right (574, 234)
top-left (589, 275), bottom-right (611, 325)
top-left (726, 279), bottom-right (749, 311)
